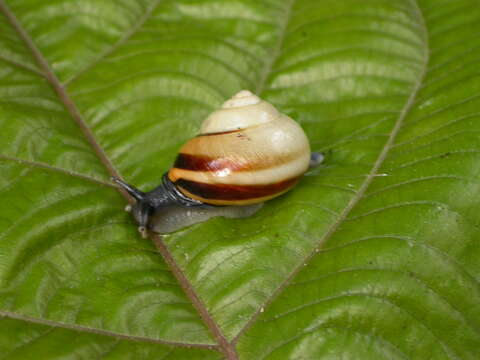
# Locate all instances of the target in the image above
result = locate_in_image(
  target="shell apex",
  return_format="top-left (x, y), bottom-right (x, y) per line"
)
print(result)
top-left (200, 90), bottom-right (280, 134)
top-left (221, 90), bottom-right (261, 108)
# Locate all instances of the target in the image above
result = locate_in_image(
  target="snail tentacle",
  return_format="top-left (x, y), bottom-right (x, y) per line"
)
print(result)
top-left (112, 177), bottom-right (145, 201)
top-left (310, 152), bottom-right (324, 168)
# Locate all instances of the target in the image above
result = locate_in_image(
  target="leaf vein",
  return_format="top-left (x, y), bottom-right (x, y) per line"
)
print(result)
top-left (0, 54), bottom-right (44, 76)
top-left (0, 154), bottom-right (114, 188)
top-left (233, 0), bottom-right (430, 344)
top-left (0, 310), bottom-right (216, 349)
top-left (63, 0), bottom-right (163, 85)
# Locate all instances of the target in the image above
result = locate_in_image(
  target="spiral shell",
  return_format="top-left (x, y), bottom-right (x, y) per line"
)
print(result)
top-left (167, 90), bottom-right (311, 205)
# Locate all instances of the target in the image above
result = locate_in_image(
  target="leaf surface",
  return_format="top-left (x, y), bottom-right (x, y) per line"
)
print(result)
top-left (1, 0), bottom-right (480, 358)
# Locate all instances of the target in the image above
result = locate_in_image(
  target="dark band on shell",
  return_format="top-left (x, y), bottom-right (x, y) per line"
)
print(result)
top-left (173, 153), bottom-right (248, 172)
top-left (174, 176), bottom-right (300, 203)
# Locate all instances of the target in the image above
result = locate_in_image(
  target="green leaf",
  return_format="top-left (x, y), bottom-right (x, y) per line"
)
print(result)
top-left (1, 0), bottom-right (479, 359)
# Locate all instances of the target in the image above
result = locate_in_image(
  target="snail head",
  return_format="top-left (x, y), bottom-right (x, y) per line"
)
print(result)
top-left (112, 177), bottom-right (154, 238)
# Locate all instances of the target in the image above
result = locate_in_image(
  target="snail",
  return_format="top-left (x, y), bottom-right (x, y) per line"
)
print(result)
top-left (113, 90), bottom-right (323, 236)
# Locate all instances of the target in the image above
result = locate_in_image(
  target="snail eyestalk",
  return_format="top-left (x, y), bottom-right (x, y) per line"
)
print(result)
top-left (309, 152), bottom-right (324, 168)
top-left (112, 177), bottom-right (145, 202)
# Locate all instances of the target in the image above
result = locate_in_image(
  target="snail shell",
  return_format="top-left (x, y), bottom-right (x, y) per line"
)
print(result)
top-left (168, 90), bottom-right (311, 206)
top-left (113, 90), bottom-right (316, 235)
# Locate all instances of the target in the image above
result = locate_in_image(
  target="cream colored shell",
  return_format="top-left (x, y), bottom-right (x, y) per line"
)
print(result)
top-left (168, 90), bottom-right (311, 205)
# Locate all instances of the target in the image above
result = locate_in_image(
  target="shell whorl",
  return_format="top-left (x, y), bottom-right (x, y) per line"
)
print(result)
top-left (200, 90), bottom-right (280, 135)
top-left (222, 90), bottom-right (261, 108)
top-left (169, 90), bottom-right (311, 205)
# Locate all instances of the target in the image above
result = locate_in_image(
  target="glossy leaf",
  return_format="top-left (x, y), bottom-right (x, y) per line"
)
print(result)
top-left (1, 0), bottom-right (480, 359)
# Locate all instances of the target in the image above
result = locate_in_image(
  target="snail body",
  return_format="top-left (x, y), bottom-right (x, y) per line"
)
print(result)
top-left (114, 90), bottom-right (321, 236)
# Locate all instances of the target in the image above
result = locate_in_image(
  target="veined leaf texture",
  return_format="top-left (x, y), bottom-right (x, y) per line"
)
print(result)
top-left (0, 0), bottom-right (479, 359)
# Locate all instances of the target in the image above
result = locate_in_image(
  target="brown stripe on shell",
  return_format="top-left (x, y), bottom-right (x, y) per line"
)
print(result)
top-left (196, 128), bottom-right (242, 137)
top-left (173, 153), bottom-right (248, 172)
top-left (172, 150), bottom-right (308, 175)
top-left (174, 176), bottom-right (300, 202)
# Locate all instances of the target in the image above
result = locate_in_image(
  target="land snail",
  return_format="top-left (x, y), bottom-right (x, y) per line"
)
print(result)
top-left (113, 90), bottom-right (323, 236)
